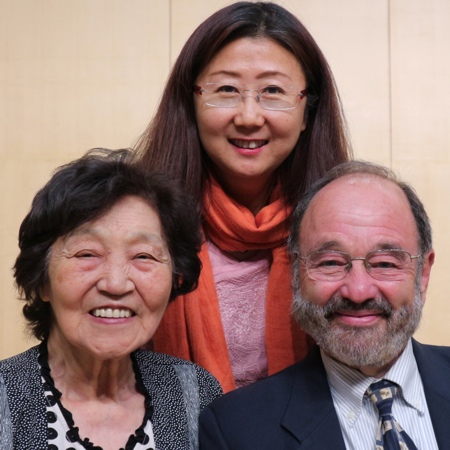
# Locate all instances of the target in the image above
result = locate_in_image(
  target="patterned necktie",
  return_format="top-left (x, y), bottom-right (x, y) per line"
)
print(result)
top-left (366, 379), bottom-right (418, 450)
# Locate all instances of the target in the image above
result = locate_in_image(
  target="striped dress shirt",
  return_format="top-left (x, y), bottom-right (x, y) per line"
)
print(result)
top-left (321, 339), bottom-right (439, 450)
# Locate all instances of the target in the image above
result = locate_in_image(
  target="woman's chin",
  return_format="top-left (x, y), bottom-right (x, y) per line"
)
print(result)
top-left (87, 334), bottom-right (152, 358)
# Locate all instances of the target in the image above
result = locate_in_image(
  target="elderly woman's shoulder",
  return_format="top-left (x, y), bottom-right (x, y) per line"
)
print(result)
top-left (0, 345), bottom-right (39, 376)
top-left (134, 349), bottom-right (223, 406)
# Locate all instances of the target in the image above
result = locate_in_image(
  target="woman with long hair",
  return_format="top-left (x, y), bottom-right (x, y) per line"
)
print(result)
top-left (136, 1), bottom-right (351, 392)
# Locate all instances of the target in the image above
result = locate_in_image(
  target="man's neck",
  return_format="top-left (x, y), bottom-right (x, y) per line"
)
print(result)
top-left (323, 342), bottom-right (408, 379)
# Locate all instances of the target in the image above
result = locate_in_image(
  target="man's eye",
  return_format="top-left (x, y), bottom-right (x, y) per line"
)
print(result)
top-left (317, 259), bottom-right (346, 267)
top-left (371, 261), bottom-right (398, 269)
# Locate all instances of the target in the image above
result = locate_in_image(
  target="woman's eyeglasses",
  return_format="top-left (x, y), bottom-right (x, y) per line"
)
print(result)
top-left (194, 83), bottom-right (307, 111)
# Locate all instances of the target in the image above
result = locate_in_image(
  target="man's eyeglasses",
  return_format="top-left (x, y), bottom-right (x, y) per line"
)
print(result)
top-left (298, 249), bottom-right (422, 282)
top-left (194, 83), bottom-right (307, 111)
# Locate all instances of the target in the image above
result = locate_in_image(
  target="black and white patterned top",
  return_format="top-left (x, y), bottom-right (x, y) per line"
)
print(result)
top-left (0, 344), bottom-right (222, 450)
top-left (0, 373), bottom-right (13, 450)
top-left (38, 341), bottom-right (155, 450)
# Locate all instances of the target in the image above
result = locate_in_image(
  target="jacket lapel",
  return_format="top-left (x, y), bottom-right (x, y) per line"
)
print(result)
top-left (281, 346), bottom-right (346, 450)
top-left (413, 340), bottom-right (450, 449)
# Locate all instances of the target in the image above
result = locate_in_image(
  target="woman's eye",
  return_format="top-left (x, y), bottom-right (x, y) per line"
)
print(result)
top-left (262, 85), bottom-right (285, 95)
top-left (217, 85), bottom-right (239, 93)
top-left (135, 253), bottom-right (155, 261)
top-left (76, 252), bottom-right (96, 258)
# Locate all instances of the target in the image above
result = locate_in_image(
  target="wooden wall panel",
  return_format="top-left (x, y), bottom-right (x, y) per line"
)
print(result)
top-left (0, 0), bottom-right (170, 359)
top-left (390, 0), bottom-right (450, 345)
top-left (288, 0), bottom-right (391, 165)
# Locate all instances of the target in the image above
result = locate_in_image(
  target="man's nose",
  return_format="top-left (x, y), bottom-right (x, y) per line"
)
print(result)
top-left (339, 260), bottom-right (379, 303)
top-left (96, 259), bottom-right (135, 296)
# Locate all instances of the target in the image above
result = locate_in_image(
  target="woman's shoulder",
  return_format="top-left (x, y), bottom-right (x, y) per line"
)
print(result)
top-left (134, 349), bottom-right (223, 403)
top-left (0, 345), bottom-right (40, 376)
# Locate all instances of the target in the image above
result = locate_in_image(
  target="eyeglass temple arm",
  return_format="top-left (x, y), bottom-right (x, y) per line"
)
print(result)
top-left (194, 85), bottom-right (203, 95)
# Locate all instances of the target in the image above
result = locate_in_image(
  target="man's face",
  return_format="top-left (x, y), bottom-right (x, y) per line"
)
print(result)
top-left (294, 174), bottom-right (434, 372)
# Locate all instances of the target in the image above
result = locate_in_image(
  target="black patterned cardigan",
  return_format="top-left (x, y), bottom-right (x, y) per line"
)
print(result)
top-left (0, 346), bottom-right (222, 450)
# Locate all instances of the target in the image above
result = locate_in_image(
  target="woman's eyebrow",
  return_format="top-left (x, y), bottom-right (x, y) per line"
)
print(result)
top-left (206, 69), bottom-right (292, 80)
top-left (207, 70), bottom-right (241, 78)
top-left (255, 70), bottom-right (291, 80)
top-left (127, 232), bottom-right (167, 247)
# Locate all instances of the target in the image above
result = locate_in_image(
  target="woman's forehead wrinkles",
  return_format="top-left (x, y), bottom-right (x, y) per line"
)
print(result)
top-left (62, 226), bottom-right (166, 248)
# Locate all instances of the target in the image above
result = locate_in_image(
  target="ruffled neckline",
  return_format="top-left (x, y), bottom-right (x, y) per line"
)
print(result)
top-left (38, 340), bottom-right (154, 450)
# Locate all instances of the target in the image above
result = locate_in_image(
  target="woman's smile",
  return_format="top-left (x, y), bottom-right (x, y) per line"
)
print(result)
top-left (90, 307), bottom-right (135, 319)
top-left (42, 196), bottom-right (173, 360)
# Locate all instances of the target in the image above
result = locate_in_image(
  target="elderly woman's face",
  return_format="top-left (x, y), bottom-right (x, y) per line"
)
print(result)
top-left (41, 195), bottom-right (172, 359)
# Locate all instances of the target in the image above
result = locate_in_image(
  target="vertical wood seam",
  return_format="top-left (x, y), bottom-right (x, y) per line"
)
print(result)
top-left (388, 0), bottom-right (393, 168)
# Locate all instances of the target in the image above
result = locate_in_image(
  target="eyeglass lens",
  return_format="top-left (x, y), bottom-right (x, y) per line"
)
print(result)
top-left (202, 83), bottom-right (301, 110)
top-left (305, 250), bottom-right (413, 282)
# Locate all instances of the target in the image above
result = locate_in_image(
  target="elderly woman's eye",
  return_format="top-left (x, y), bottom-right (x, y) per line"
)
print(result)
top-left (135, 253), bottom-right (155, 260)
top-left (76, 251), bottom-right (96, 258)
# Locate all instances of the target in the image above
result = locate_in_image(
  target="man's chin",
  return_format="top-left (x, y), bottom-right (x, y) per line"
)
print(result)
top-left (293, 290), bottom-right (423, 370)
top-left (313, 320), bottom-right (397, 368)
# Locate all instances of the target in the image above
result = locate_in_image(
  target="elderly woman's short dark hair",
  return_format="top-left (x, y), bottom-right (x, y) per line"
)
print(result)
top-left (14, 149), bottom-right (203, 340)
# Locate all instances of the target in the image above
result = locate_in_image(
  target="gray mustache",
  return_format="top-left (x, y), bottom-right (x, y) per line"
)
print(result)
top-left (322, 296), bottom-right (394, 320)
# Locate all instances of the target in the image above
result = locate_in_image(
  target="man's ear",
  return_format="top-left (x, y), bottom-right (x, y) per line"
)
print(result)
top-left (420, 249), bottom-right (435, 305)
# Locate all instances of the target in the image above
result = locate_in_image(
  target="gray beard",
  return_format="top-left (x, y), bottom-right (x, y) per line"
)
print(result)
top-left (292, 286), bottom-right (423, 370)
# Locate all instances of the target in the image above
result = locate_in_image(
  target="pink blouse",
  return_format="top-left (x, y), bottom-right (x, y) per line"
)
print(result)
top-left (207, 241), bottom-right (271, 388)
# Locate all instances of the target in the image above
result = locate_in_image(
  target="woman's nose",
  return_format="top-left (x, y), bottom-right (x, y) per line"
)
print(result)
top-left (339, 260), bottom-right (379, 304)
top-left (233, 93), bottom-right (265, 128)
top-left (96, 260), bottom-right (135, 296)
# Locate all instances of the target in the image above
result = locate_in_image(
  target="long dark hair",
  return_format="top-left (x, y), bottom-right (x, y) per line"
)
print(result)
top-left (136, 1), bottom-right (351, 210)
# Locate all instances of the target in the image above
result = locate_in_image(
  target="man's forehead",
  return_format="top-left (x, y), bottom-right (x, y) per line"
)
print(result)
top-left (299, 174), bottom-right (417, 249)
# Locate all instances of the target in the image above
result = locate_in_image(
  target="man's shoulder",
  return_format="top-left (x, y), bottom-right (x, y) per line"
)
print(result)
top-left (203, 345), bottom-right (325, 417)
top-left (413, 339), bottom-right (450, 367)
top-left (199, 348), bottom-right (340, 449)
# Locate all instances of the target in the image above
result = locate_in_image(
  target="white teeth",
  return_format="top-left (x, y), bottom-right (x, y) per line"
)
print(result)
top-left (232, 139), bottom-right (266, 149)
top-left (92, 308), bottom-right (132, 318)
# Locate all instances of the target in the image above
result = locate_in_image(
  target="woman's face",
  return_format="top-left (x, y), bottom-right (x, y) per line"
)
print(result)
top-left (194, 37), bottom-right (307, 190)
top-left (42, 195), bottom-right (173, 360)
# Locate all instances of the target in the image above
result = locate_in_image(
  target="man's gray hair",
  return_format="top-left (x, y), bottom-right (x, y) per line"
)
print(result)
top-left (287, 160), bottom-right (432, 262)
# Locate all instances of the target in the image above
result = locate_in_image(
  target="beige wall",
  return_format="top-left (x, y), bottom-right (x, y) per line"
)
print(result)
top-left (1, 0), bottom-right (449, 359)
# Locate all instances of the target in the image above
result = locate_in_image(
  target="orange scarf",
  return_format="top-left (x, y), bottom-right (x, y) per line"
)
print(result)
top-left (152, 178), bottom-right (309, 392)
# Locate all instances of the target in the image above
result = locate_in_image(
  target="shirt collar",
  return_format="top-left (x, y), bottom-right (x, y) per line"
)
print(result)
top-left (321, 339), bottom-right (424, 427)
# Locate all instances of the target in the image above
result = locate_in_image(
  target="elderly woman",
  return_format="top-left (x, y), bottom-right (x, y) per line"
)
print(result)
top-left (0, 150), bottom-right (222, 450)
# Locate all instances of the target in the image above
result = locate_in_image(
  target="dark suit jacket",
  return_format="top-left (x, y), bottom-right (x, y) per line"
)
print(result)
top-left (199, 340), bottom-right (450, 449)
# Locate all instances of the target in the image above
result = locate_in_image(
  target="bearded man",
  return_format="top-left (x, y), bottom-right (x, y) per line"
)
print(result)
top-left (199, 161), bottom-right (450, 450)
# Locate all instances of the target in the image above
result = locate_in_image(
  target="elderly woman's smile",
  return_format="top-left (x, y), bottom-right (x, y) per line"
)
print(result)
top-left (42, 195), bottom-right (173, 359)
